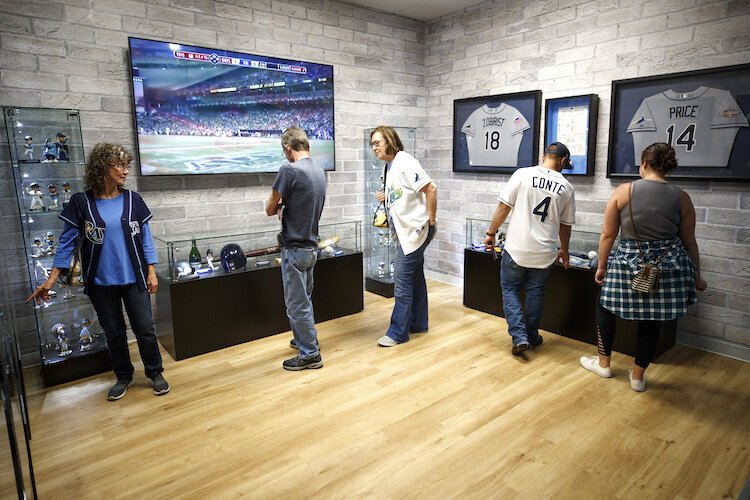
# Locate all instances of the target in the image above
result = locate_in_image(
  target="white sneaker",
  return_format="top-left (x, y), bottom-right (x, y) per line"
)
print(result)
top-left (579, 356), bottom-right (612, 378)
top-left (628, 369), bottom-right (646, 392)
top-left (378, 335), bottom-right (398, 347)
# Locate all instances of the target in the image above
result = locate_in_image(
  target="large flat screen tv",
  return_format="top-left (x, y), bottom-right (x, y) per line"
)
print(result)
top-left (127, 37), bottom-right (334, 176)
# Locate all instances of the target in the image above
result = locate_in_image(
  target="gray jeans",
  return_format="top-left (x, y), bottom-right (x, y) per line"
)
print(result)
top-left (280, 246), bottom-right (320, 359)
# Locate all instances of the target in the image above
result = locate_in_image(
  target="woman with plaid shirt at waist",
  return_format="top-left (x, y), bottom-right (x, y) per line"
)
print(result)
top-left (580, 143), bottom-right (707, 392)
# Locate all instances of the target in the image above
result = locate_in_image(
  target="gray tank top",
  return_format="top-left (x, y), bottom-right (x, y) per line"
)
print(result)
top-left (620, 179), bottom-right (682, 241)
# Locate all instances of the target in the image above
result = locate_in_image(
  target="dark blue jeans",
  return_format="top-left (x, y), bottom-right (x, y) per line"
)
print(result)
top-left (500, 251), bottom-right (552, 346)
top-left (87, 283), bottom-right (163, 380)
top-left (280, 246), bottom-right (320, 360)
top-left (386, 225), bottom-right (436, 343)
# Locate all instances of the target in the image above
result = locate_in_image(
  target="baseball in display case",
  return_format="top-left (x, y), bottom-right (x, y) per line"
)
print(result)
top-left (607, 64), bottom-right (750, 181)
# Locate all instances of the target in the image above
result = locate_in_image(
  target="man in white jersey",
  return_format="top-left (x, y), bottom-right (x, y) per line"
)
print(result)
top-left (627, 87), bottom-right (748, 167)
top-left (461, 103), bottom-right (530, 167)
top-left (484, 142), bottom-right (576, 355)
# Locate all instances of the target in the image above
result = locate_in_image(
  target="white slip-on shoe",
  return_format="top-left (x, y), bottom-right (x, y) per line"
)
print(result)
top-left (580, 356), bottom-right (613, 378)
top-left (378, 335), bottom-right (398, 347)
top-left (628, 369), bottom-right (646, 392)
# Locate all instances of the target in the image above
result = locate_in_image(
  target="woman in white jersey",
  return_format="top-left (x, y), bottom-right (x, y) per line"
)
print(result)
top-left (372, 126), bottom-right (438, 347)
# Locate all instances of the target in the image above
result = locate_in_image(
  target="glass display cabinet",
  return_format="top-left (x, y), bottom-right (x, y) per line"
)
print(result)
top-left (3, 107), bottom-right (111, 386)
top-left (363, 127), bottom-right (416, 297)
top-left (153, 220), bottom-right (361, 281)
top-left (153, 221), bottom-right (364, 360)
top-left (463, 217), bottom-right (674, 358)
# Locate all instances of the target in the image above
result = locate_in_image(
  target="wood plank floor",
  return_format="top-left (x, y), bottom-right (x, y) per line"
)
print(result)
top-left (24, 280), bottom-right (750, 499)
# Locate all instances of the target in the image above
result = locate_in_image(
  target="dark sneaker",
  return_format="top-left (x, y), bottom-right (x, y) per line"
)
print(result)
top-left (107, 379), bottom-right (134, 401)
top-left (512, 342), bottom-right (530, 356)
top-left (289, 338), bottom-right (320, 350)
top-left (530, 335), bottom-right (544, 349)
top-left (283, 355), bottom-right (323, 371)
top-left (151, 374), bottom-right (170, 396)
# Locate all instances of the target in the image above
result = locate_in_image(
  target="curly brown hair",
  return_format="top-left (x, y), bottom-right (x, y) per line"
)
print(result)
top-left (85, 143), bottom-right (133, 194)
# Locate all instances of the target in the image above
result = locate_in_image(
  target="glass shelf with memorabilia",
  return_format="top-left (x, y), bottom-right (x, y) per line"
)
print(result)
top-left (152, 221), bottom-right (364, 361)
top-left (463, 217), bottom-right (674, 358)
top-left (153, 220), bottom-right (362, 282)
top-left (3, 106), bottom-right (111, 386)
top-left (363, 127), bottom-right (416, 298)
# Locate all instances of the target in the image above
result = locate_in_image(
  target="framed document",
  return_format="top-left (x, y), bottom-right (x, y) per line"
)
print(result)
top-left (544, 94), bottom-right (598, 176)
top-left (453, 90), bottom-right (542, 174)
top-left (607, 64), bottom-right (750, 181)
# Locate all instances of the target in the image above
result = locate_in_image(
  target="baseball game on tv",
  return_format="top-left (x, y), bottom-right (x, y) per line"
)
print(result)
top-left (127, 37), bottom-right (335, 176)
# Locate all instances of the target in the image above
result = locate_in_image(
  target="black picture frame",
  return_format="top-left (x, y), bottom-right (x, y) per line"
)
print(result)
top-left (453, 90), bottom-right (541, 174)
top-left (607, 63), bottom-right (750, 181)
top-left (544, 94), bottom-right (598, 176)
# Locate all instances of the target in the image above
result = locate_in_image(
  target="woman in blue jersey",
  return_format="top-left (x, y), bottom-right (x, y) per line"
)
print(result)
top-left (29, 143), bottom-right (169, 401)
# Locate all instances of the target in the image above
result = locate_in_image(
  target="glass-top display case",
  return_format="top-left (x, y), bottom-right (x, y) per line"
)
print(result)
top-left (363, 127), bottom-right (416, 297)
top-left (154, 220), bottom-right (362, 282)
top-left (465, 217), bottom-right (603, 269)
top-left (4, 107), bottom-right (110, 386)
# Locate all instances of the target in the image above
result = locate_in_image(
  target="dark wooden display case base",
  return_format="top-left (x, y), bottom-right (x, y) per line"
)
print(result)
top-left (365, 277), bottom-right (394, 298)
top-left (463, 249), bottom-right (675, 359)
top-left (41, 348), bottom-right (112, 386)
top-left (156, 251), bottom-right (364, 361)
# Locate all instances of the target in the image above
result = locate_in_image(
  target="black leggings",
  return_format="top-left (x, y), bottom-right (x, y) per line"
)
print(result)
top-left (596, 303), bottom-right (661, 369)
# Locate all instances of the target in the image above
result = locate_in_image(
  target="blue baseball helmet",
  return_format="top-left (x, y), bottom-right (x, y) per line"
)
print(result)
top-left (220, 243), bottom-right (246, 272)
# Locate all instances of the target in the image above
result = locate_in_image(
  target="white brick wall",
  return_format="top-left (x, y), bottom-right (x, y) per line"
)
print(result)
top-left (423, 0), bottom-right (750, 351)
top-left (1, 0), bottom-right (748, 359)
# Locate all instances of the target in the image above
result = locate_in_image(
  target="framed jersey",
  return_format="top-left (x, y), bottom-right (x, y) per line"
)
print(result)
top-left (607, 64), bottom-right (750, 181)
top-left (453, 91), bottom-right (541, 174)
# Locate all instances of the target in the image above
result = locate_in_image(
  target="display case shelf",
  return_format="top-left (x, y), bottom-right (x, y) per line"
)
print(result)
top-left (4, 106), bottom-right (111, 386)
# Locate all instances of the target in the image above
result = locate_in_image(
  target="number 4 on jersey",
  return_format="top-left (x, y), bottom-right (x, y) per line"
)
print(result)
top-left (533, 196), bottom-right (551, 223)
top-left (666, 123), bottom-right (696, 152)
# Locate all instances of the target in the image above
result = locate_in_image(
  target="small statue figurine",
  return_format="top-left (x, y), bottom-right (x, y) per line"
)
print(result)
top-left (55, 132), bottom-right (69, 161)
top-left (62, 182), bottom-right (72, 207)
top-left (52, 323), bottom-right (72, 356)
top-left (27, 183), bottom-right (45, 211)
top-left (79, 318), bottom-right (94, 352)
top-left (206, 248), bottom-right (215, 270)
top-left (378, 261), bottom-right (386, 277)
top-left (48, 183), bottom-right (59, 210)
top-left (44, 231), bottom-right (55, 255)
top-left (22, 135), bottom-right (34, 161)
top-left (43, 139), bottom-right (57, 162)
top-left (31, 237), bottom-right (44, 258)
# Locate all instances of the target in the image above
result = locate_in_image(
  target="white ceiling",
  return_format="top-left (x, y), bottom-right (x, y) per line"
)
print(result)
top-left (343, 0), bottom-right (489, 21)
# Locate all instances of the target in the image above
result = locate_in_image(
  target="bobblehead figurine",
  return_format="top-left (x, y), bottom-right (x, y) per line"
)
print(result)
top-left (43, 139), bottom-right (57, 162)
top-left (48, 183), bottom-right (59, 210)
top-left (61, 182), bottom-right (72, 208)
top-left (44, 231), bottom-right (55, 256)
top-left (52, 323), bottom-right (72, 356)
top-left (27, 182), bottom-right (45, 211)
top-left (31, 237), bottom-right (44, 258)
top-left (55, 132), bottom-right (69, 161)
top-left (22, 135), bottom-right (35, 162)
top-left (206, 248), bottom-right (215, 270)
top-left (79, 318), bottom-right (94, 352)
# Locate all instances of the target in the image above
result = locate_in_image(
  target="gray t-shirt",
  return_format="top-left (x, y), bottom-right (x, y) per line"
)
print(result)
top-left (272, 157), bottom-right (327, 248)
top-left (620, 179), bottom-right (682, 241)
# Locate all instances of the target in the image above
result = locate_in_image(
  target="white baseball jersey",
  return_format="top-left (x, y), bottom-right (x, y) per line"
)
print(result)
top-left (499, 166), bottom-right (576, 269)
top-left (627, 87), bottom-right (749, 167)
top-left (384, 151), bottom-right (433, 256)
top-left (461, 104), bottom-right (530, 167)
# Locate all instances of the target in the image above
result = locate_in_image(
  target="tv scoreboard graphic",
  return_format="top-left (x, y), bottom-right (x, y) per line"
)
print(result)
top-left (172, 50), bottom-right (307, 74)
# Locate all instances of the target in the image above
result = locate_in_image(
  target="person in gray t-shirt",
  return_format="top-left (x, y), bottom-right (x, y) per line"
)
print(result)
top-left (266, 126), bottom-right (327, 371)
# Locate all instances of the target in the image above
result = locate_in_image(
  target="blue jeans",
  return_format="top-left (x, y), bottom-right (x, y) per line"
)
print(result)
top-left (87, 283), bottom-right (163, 380)
top-left (281, 246), bottom-right (320, 359)
top-left (386, 225), bottom-right (436, 343)
top-left (500, 251), bottom-right (552, 346)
